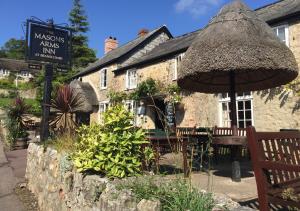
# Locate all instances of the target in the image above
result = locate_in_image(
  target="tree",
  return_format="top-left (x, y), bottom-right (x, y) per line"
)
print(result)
top-left (69, 0), bottom-right (96, 69)
top-left (0, 38), bottom-right (25, 60)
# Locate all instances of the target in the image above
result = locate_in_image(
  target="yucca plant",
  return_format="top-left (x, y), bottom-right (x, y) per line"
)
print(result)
top-left (50, 85), bottom-right (84, 134)
top-left (5, 97), bottom-right (30, 145)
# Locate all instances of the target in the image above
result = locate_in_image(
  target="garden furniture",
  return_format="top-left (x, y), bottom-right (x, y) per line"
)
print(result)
top-left (177, 1), bottom-right (298, 181)
top-left (247, 126), bottom-right (300, 211)
top-left (212, 126), bottom-right (247, 182)
top-left (146, 135), bottom-right (189, 177)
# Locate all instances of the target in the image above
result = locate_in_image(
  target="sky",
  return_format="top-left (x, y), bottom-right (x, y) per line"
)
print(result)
top-left (0, 0), bottom-right (277, 58)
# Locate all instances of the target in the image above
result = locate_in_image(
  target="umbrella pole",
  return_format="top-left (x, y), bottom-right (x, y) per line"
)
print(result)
top-left (229, 71), bottom-right (241, 182)
top-left (229, 71), bottom-right (237, 128)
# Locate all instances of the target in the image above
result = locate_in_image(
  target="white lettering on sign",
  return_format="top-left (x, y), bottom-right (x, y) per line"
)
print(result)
top-left (34, 32), bottom-right (65, 57)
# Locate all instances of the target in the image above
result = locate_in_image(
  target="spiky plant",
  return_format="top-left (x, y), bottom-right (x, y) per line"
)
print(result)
top-left (50, 85), bottom-right (84, 134)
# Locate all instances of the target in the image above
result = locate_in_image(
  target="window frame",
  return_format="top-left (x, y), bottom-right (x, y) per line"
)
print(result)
top-left (218, 92), bottom-right (254, 128)
top-left (99, 101), bottom-right (109, 122)
top-left (100, 68), bottom-right (107, 89)
top-left (272, 24), bottom-right (289, 47)
top-left (173, 53), bottom-right (185, 81)
top-left (125, 69), bottom-right (137, 90)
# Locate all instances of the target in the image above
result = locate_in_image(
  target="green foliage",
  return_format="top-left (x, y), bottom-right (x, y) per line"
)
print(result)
top-left (5, 98), bottom-right (30, 144)
top-left (165, 84), bottom-right (182, 104)
top-left (69, 0), bottom-right (96, 69)
top-left (72, 105), bottom-right (150, 178)
top-left (130, 78), bottom-right (159, 100)
top-left (117, 178), bottom-right (214, 211)
top-left (107, 90), bottom-right (128, 105)
top-left (44, 133), bottom-right (77, 153)
top-left (50, 85), bottom-right (84, 134)
top-left (0, 97), bottom-right (41, 117)
top-left (0, 38), bottom-right (25, 59)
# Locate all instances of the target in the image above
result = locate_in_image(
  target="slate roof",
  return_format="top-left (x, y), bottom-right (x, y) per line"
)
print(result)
top-left (73, 0), bottom-right (300, 78)
top-left (117, 0), bottom-right (300, 71)
top-left (73, 25), bottom-right (172, 78)
top-left (116, 30), bottom-right (201, 72)
top-left (255, 0), bottom-right (300, 23)
top-left (0, 58), bottom-right (37, 73)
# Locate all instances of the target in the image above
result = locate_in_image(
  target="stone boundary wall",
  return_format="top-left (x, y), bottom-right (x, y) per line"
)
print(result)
top-left (26, 143), bottom-right (254, 211)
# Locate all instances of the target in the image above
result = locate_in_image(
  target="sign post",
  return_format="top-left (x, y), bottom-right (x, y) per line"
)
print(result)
top-left (26, 18), bottom-right (71, 141)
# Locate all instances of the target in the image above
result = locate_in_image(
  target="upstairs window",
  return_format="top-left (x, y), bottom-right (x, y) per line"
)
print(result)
top-left (273, 25), bottom-right (289, 46)
top-left (173, 53), bottom-right (185, 80)
top-left (126, 70), bottom-right (137, 89)
top-left (219, 92), bottom-right (253, 128)
top-left (100, 68), bottom-right (107, 89)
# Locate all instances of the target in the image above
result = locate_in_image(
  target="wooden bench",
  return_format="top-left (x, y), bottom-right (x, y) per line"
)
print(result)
top-left (247, 126), bottom-right (300, 211)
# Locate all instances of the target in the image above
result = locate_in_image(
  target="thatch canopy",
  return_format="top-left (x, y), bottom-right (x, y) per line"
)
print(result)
top-left (178, 0), bottom-right (298, 93)
top-left (69, 80), bottom-right (98, 113)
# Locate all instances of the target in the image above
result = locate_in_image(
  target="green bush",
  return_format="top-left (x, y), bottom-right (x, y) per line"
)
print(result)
top-left (72, 105), bottom-right (150, 178)
top-left (117, 178), bottom-right (215, 211)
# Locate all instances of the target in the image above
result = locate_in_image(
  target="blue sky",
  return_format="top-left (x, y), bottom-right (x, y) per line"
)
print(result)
top-left (0, 0), bottom-right (276, 58)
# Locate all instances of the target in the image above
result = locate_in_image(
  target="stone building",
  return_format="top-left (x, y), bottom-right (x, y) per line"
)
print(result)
top-left (72, 0), bottom-right (300, 131)
top-left (0, 58), bottom-right (36, 82)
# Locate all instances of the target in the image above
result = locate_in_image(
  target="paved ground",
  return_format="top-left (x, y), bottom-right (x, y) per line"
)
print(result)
top-left (0, 141), bottom-right (26, 211)
top-left (160, 153), bottom-right (258, 205)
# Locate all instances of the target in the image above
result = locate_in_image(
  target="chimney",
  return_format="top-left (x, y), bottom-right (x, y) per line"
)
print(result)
top-left (138, 29), bottom-right (149, 37)
top-left (104, 36), bottom-right (118, 54)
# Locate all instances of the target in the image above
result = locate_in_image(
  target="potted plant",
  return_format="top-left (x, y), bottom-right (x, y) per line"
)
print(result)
top-left (5, 97), bottom-right (30, 149)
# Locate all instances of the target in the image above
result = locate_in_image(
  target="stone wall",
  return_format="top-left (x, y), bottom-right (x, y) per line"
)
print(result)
top-left (26, 143), bottom-right (254, 211)
top-left (0, 88), bottom-right (37, 99)
top-left (26, 143), bottom-right (161, 211)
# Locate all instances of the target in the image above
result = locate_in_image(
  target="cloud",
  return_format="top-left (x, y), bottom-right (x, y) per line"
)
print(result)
top-left (175, 0), bottom-right (223, 17)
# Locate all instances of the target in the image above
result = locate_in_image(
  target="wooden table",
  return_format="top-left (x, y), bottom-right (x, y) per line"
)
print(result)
top-left (146, 136), bottom-right (189, 177)
top-left (212, 135), bottom-right (247, 182)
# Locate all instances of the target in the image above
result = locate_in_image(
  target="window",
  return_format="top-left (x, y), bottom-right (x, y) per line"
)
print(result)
top-left (99, 101), bottom-right (109, 122)
top-left (100, 69), bottom-right (107, 89)
top-left (124, 100), bottom-right (137, 125)
top-left (0, 69), bottom-right (10, 76)
top-left (173, 53), bottom-right (185, 80)
top-left (126, 70), bottom-right (137, 89)
top-left (219, 92), bottom-right (253, 128)
top-left (273, 25), bottom-right (289, 46)
top-left (124, 100), bottom-right (137, 114)
top-left (21, 71), bottom-right (30, 77)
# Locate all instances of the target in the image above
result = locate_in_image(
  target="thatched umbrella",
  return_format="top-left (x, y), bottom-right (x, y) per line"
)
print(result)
top-left (178, 0), bottom-right (298, 127)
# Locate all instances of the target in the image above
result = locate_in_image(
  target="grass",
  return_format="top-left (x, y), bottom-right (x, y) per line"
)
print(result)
top-left (43, 133), bottom-right (77, 153)
top-left (0, 98), bottom-right (42, 116)
top-left (116, 177), bottom-right (215, 211)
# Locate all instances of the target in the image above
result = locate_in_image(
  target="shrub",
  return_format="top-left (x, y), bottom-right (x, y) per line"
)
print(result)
top-left (117, 178), bottom-right (215, 211)
top-left (72, 105), bottom-right (150, 178)
top-left (5, 98), bottom-right (30, 144)
top-left (50, 85), bottom-right (84, 134)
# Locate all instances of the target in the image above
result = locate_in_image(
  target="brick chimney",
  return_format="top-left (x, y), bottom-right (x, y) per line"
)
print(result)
top-left (104, 36), bottom-right (118, 54)
top-left (138, 29), bottom-right (149, 37)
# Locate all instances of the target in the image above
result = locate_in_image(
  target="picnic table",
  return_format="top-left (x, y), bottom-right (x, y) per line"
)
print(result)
top-left (146, 135), bottom-right (189, 177)
top-left (212, 126), bottom-right (247, 182)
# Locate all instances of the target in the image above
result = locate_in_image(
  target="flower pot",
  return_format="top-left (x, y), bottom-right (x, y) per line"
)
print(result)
top-left (13, 137), bottom-right (29, 150)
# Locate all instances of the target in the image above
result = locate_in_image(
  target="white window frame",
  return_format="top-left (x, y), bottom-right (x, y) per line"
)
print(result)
top-left (125, 69), bottom-right (137, 90)
top-left (173, 53), bottom-right (185, 80)
top-left (0, 69), bottom-right (10, 76)
top-left (99, 101), bottom-right (109, 122)
top-left (273, 24), bottom-right (289, 47)
top-left (100, 68), bottom-right (107, 89)
top-left (218, 92), bottom-right (254, 128)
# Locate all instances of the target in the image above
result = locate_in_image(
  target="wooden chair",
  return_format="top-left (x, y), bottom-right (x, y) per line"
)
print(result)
top-left (247, 126), bottom-right (300, 211)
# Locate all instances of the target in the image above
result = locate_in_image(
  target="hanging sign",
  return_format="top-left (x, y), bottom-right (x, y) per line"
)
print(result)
top-left (26, 20), bottom-right (71, 66)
